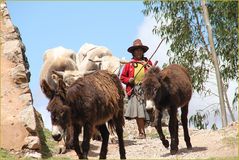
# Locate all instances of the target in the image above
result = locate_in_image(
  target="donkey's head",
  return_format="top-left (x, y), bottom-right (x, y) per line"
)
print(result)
top-left (45, 72), bottom-right (71, 141)
top-left (142, 66), bottom-right (162, 110)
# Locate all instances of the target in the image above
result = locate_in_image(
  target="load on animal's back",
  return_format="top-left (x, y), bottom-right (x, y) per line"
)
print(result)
top-left (40, 46), bottom-right (77, 98)
top-left (76, 43), bottom-right (112, 73)
top-left (42, 44), bottom-right (129, 88)
top-left (76, 43), bottom-right (129, 76)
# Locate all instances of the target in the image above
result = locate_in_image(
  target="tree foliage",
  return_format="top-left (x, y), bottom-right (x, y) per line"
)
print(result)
top-left (207, 1), bottom-right (238, 82)
top-left (143, 0), bottom-right (238, 93)
top-left (143, 0), bottom-right (238, 128)
top-left (189, 111), bottom-right (209, 129)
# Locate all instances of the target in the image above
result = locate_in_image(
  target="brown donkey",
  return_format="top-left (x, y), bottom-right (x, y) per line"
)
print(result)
top-left (142, 64), bottom-right (192, 155)
top-left (44, 70), bottom-right (126, 159)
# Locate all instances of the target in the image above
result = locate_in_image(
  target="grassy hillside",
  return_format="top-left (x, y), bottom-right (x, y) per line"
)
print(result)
top-left (0, 128), bottom-right (70, 160)
top-left (0, 149), bottom-right (16, 160)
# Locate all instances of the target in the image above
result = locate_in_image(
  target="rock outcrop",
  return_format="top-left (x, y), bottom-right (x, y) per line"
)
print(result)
top-left (0, 1), bottom-right (44, 158)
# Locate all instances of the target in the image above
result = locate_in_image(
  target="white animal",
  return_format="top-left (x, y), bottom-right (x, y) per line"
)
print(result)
top-left (40, 46), bottom-right (77, 98)
top-left (50, 44), bottom-right (129, 86)
top-left (52, 55), bottom-right (129, 87)
top-left (90, 55), bottom-right (129, 75)
top-left (76, 43), bottom-right (112, 73)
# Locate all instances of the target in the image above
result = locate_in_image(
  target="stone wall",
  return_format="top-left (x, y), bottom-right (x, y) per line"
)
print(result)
top-left (1, 1), bottom-right (43, 158)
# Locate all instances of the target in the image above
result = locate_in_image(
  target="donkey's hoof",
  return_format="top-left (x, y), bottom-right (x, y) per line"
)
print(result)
top-left (79, 155), bottom-right (87, 159)
top-left (66, 139), bottom-right (74, 149)
top-left (58, 145), bottom-right (67, 154)
top-left (187, 144), bottom-right (192, 150)
top-left (170, 149), bottom-right (178, 155)
top-left (99, 155), bottom-right (106, 159)
top-left (163, 140), bottom-right (169, 148)
top-left (120, 155), bottom-right (126, 159)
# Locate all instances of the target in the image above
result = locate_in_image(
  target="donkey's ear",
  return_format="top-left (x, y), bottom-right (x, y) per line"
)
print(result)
top-left (41, 80), bottom-right (54, 99)
top-left (57, 78), bottom-right (67, 99)
top-left (158, 70), bottom-right (171, 83)
top-left (148, 66), bottom-right (161, 75)
top-left (153, 61), bottom-right (158, 66)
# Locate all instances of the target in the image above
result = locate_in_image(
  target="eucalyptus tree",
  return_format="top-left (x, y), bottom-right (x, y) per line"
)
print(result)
top-left (143, 0), bottom-right (238, 128)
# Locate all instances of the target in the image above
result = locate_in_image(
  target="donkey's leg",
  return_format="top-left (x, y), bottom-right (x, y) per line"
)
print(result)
top-left (155, 109), bottom-right (169, 148)
top-left (65, 123), bottom-right (76, 150)
top-left (175, 118), bottom-right (179, 146)
top-left (168, 107), bottom-right (179, 155)
top-left (181, 103), bottom-right (192, 149)
top-left (72, 125), bottom-right (83, 159)
top-left (114, 118), bottom-right (126, 159)
top-left (98, 124), bottom-right (109, 159)
top-left (82, 123), bottom-right (93, 159)
top-left (59, 124), bottom-right (75, 154)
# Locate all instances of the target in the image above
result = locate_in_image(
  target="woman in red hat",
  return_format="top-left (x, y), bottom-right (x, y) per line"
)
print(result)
top-left (120, 39), bottom-right (153, 139)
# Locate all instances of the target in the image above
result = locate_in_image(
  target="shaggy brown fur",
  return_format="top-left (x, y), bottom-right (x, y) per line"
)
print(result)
top-left (142, 64), bottom-right (192, 155)
top-left (46, 70), bottom-right (126, 159)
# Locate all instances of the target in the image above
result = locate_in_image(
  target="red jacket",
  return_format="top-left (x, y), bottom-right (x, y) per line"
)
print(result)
top-left (120, 57), bottom-right (152, 97)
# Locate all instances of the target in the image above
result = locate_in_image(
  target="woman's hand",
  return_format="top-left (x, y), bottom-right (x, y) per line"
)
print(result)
top-left (128, 78), bottom-right (135, 85)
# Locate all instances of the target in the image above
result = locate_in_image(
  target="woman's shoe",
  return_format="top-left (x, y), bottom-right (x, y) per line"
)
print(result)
top-left (135, 133), bottom-right (146, 139)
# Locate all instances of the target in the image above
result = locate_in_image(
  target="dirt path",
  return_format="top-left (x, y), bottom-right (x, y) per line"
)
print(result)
top-left (55, 121), bottom-right (238, 159)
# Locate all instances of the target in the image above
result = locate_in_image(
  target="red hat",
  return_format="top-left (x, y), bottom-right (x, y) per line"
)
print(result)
top-left (127, 39), bottom-right (149, 54)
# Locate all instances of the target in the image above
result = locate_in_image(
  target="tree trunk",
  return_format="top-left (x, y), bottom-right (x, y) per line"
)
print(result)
top-left (221, 80), bottom-right (236, 122)
top-left (225, 91), bottom-right (236, 122)
top-left (201, 0), bottom-right (228, 127)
